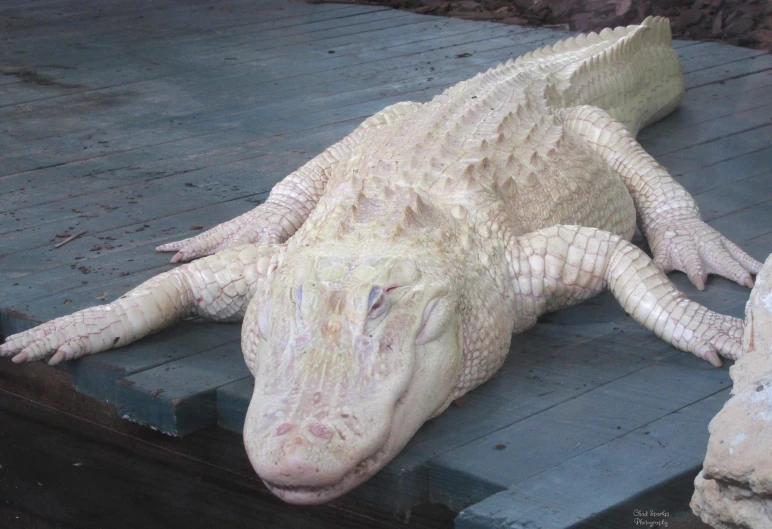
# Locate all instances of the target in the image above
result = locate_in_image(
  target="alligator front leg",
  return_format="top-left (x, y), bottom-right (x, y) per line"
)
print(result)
top-left (1, 244), bottom-right (283, 365)
top-left (557, 105), bottom-right (761, 290)
top-left (157, 101), bottom-right (423, 262)
top-left (510, 225), bottom-right (743, 366)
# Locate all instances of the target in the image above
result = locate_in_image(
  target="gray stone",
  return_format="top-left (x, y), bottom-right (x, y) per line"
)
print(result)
top-left (691, 254), bottom-right (772, 529)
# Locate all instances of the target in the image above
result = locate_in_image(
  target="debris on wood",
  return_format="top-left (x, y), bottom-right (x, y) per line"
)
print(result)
top-left (53, 230), bottom-right (86, 248)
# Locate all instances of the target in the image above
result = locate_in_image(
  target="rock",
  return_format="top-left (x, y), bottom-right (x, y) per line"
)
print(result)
top-left (570, 12), bottom-right (593, 31)
top-left (711, 11), bottom-right (724, 36)
top-left (750, 28), bottom-right (772, 50)
top-left (501, 15), bottom-right (528, 25)
top-left (723, 14), bottom-right (755, 36)
top-left (679, 7), bottom-right (703, 27)
top-left (692, 474), bottom-right (772, 529)
top-left (615, 0), bottom-right (633, 17)
top-left (691, 254), bottom-right (772, 529)
top-left (454, 1), bottom-right (482, 13)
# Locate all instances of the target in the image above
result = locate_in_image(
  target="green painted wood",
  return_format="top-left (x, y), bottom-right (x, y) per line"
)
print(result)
top-left (454, 389), bottom-right (729, 529)
top-left (637, 72), bottom-right (772, 143)
top-left (67, 322), bottom-right (240, 404)
top-left (0, 12), bottom-right (480, 112)
top-left (676, 40), bottom-right (767, 74)
top-left (0, 24), bottom-right (543, 172)
top-left (0, 2), bottom-right (375, 101)
top-left (696, 172), bottom-right (772, 222)
top-left (0, 27), bottom-right (559, 202)
top-left (639, 103), bottom-right (772, 157)
top-left (678, 145), bottom-right (772, 195)
top-left (655, 123), bottom-right (772, 177)
top-left (115, 342), bottom-right (249, 436)
top-left (709, 199), bottom-right (772, 244)
top-left (217, 377), bottom-right (254, 433)
top-left (0, 25), bottom-right (543, 155)
top-left (2, 47), bottom-right (765, 268)
top-left (428, 345), bottom-right (732, 510)
top-left (3, 37), bottom-right (756, 190)
top-left (684, 52), bottom-right (772, 90)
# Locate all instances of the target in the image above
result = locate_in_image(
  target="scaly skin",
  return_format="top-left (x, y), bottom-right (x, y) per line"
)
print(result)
top-left (1, 17), bottom-right (762, 504)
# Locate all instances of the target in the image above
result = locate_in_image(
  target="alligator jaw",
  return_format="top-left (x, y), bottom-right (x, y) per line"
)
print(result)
top-left (262, 448), bottom-right (387, 505)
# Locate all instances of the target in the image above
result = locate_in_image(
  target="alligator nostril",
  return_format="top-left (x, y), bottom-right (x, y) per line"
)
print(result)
top-left (275, 423), bottom-right (294, 436)
top-left (309, 423), bottom-right (332, 439)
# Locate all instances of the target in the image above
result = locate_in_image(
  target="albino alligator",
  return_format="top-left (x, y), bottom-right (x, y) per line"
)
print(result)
top-left (1, 17), bottom-right (762, 504)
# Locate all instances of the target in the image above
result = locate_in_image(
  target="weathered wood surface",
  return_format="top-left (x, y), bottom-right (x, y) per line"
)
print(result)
top-left (0, 0), bottom-right (770, 525)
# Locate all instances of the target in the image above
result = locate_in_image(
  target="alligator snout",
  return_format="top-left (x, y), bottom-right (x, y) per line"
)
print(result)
top-left (256, 432), bottom-right (339, 488)
top-left (243, 398), bottom-right (393, 500)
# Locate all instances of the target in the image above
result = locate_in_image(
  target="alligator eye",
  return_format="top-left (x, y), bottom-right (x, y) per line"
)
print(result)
top-left (295, 286), bottom-right (302, 306)
top-left (368, 286), bottom-right (384, 313)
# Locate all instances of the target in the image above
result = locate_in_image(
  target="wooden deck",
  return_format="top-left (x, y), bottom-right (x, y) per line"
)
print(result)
top-left (0, 0), bottom-right (770, 527)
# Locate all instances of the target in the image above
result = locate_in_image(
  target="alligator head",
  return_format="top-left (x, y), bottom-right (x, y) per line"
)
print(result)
top-left (240, 243), bottom-right (463, 504)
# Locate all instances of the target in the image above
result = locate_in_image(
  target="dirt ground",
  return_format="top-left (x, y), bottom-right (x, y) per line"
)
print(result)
top-left (317, 0), bottom-right (772, 50)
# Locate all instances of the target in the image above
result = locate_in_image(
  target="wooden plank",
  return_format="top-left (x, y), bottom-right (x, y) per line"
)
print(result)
top-left (654, 123), bottom-right (772, 177)
top-left (0, 198), bottom-right (260, 311)
top-left (0, 24), bottom-right (525, 174)
top-left (427, 348), bottom-right (732, 510)
top-left (676, 40), bottom-right (767, 74)
top-left (695, 172), bottom-right (772, 223)
top-left (3, 29), bottom-right (756, 208)
top-left (0, 26), bottom-right (538, 174)
top-left (638, 103), bottom-right (772, 157)
top-left (454, 389), bottom-right (729, 529)
top-left (0, 19), bottom-right (529, 132)
top-left (0, 22), bottom-right (531, 151)
top-left (0, 12), bottom-right (481, 110)
top-left (0, 123), bottom-right (352, 255)
top-left (0, 0), bottom-right (368, 68)
top-left (684, 53), bottom-right (772, 90)
top-left (115, 342), bottom-right (249, 436)
top-left (0, 114), bottom-right (349, 209)
top-left (709, 200), bottom-right (772, 244)
top-left (638, 71), bottom-right (772, 142)
top-left (0, 388), bottom-right (455, 529)
top-left (6, 23), bottom-right (728, 196)
top-left (0, 2), bottom-right (375, 58)
top-left (217, 377), bottom-right (253, 433)
top-left (678, 146), bottom-right (772, 196)
top-left (0, 6), bottom-right (412, 110)
top-left (0, 27), bottom-right (556, 198)
top-left (2, 39), bottom-right (764, 252)
top-left (66, 321), bottom-right (239, 403)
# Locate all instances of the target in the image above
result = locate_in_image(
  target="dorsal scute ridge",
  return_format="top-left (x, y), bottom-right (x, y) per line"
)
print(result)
top-left (564, 18), bottom-right (665, 98)
top-left (511, 16), bottom-right (672, 68)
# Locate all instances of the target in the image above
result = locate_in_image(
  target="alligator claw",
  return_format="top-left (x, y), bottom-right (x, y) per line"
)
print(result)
top-left (649, 217), bottom-right (761, 290)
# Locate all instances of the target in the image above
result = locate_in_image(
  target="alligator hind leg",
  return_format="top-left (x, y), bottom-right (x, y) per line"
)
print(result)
top-left (557, 105), bottom-right (761, 290)
top-left (157, 101), bottom-right (423, 262)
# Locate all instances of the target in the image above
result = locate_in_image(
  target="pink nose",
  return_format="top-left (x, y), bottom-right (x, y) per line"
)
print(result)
top-left (251, 432), bottom-right (352, 488)
top-left (243, 399), bottom-right (393, 491)
top-left (275, 437), bottom-right (322, 479)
